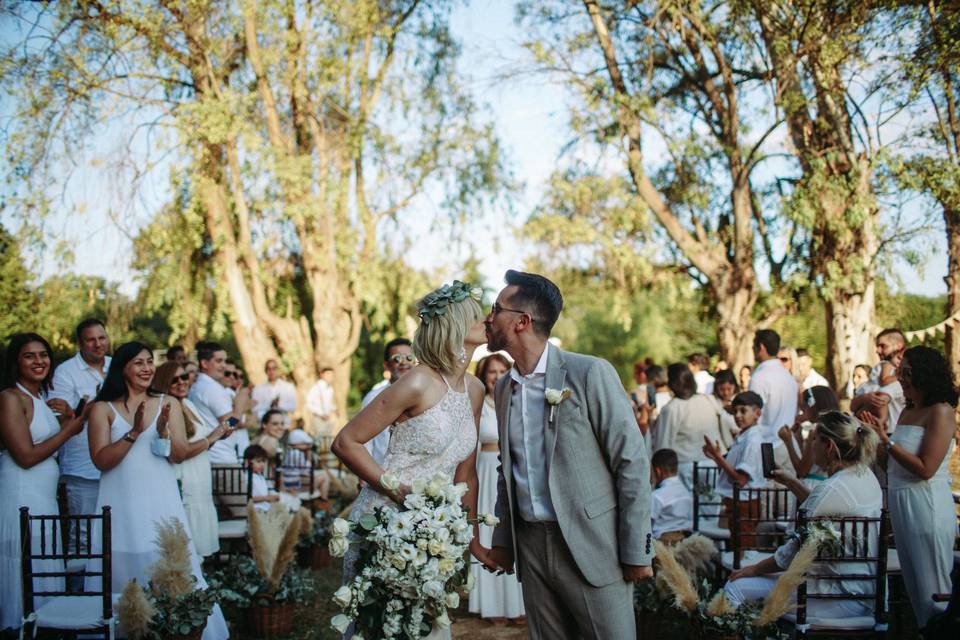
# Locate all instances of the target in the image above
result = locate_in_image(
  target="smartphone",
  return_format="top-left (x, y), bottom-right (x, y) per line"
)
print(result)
top-left (761, 442), bottom-right (775, 478)
top-left (226, 417), bottom-right (240, 427)
top-left (75, 398), bottom-right (87, 415)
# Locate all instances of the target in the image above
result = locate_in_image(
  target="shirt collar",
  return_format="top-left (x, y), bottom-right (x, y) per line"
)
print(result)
top-left (75, 352), bottom-right (110, 373)
top-left (656, 475), bottom-right (682, 490)
top-left (509, 345), bottom-right (549, 384)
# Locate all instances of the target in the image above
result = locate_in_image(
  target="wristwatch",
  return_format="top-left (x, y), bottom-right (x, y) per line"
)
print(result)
top-left (122, 432), bottom-right (137, 444)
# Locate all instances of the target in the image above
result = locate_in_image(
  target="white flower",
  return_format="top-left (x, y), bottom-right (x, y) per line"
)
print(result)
top-left (331, 614), bottom-right (352, 633)
top-left (428, 539), bottom-right (445, 556)
top-left (426, 477), bottom-right (445, 498)
top-left (433, 527), bottom-right (450, 542)
top-left (445, 591), bottom-right (460, 608)
top-left (400, 545), bottom-right (417, 561)
top-left (470, 286), bottom-right (483, 301)
top-left (465, 571), bottom-right (476, 593)
top-left (481, 513), bottom-right (499, 527)
top-left (435, 611), bottom-right (451, 629)
top-left (438, 558), bottom-right (455, 574)
top-left (332, 585), bottom-right (353, 608)
top-left (411, 478), bottom-right (427, 494)
top-left (390, 554), bottom-right (407, 571)
top-left (331, 518), bottom-right (351, 537)
top-left (545, 388), bottom-right (564, 404)
top-left (380, 473), bottom-right (400, 492)
top-left (416, 538), bottom-right (428, 550)
top-left (404, 493), bottom-right (427, 510)
top-left (351, 635), bottom-right (364, 640)
top-left (422, 580), bottom-right (445, 599)
top-left (329, 537), bottom-right (349, 557)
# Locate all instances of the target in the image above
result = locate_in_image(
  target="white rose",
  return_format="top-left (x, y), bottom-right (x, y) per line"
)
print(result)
top-left (352, 635), bottom-right (364, 640)
top-left (400, 545), bottom-right (417, 561)
top-left (481, 513), bottom-right (500, 527)
top-left (329, 536), bottom-right (349, 557)
top-left (390, 554), bottom-right (407, 571)
top-left (411, 478), bottom-right (427, 494)
top-left (445, 591), bottom-right (460, 608)
top-left (331, 614), bottom-right (352, 634)
top-left (426, 477), bottom-right (444, 498)
top-left (438, 558), bottom-right (455, 574)
top-left (332, 585), bottom-right (353, 608)
top-left (416, 538), bottom-right (428, 550)
top-left (428, 539), bottom-right (444, 556)
top-left (422, 580), bottom-right (444, 599)
top-left (380, 473), bottom-right (400, 491)
top-left (465, 571), bottom-right (476, 593)
top-left (545, 388), bottom-right (562, 404)
top-left (435, 611), bottom-right (451, 629)
top-left (470, 286), bottom-right (483, 300)
top-left (331, 518), bottom-right (351, 537)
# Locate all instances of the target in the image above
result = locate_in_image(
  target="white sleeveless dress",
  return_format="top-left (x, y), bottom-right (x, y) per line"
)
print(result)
top-left (0, 384), bottom-right (64, 631)
top-left (91, 398), bottom-right (228, 640)
top-left (468, 397), bottom-right (524, 619)
top-left (888, 424), bottom-right (957, 627)
top-left (343, 379), bottom-right (477, 639)
top-left (175, 398), bottom-right (219, 557)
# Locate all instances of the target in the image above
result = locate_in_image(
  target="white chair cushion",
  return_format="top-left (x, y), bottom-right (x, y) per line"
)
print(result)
top-left (34, 594), bottom-right (119, 630)
top-left (886, 548), bottom-right (900, 573)
top-left (218, 519), bottom-right (248, 539)
top-left (697, 521), bottom-right (730, 540)
top-left (721, 550), bottom-right (772, 571)
top-left (781, 611), bottom-right (876, 630)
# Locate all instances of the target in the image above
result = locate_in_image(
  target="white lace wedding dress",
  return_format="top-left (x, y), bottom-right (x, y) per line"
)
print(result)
top-left (343, 378), bottom-right (477, 639)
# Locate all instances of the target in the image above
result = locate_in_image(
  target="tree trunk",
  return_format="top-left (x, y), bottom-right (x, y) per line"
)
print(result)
top-left (825, 284), bottom-right (876, 398)
top-left (944, 209), bottom-right (960, 386)
top-left (715, 275), bottom-right (758, 370)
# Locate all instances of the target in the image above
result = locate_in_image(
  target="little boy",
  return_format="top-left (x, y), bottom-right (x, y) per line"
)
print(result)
top-left (244, 444), bottom-right (279, 512)
top-left (703, 391), bottom-right (767, 536)
top-left (650, 448), bottom-right (693, 545)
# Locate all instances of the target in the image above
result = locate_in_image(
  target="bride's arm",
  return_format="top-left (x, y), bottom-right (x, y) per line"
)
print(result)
top-left (331, 369), bottom-right (430, 500)
top-left (456, 376), bottom-right (496, 569)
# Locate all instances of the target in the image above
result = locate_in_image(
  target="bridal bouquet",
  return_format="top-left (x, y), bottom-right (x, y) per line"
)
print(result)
top-left (327, 472), bottom-right (497, 638)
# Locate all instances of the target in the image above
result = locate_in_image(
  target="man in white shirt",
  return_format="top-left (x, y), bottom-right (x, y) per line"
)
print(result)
top-left (252, 359), bottom-right (298, 420)
top-left (851, 328), bottom-right (906, 434)
top-left (49, 318), bottom-right (111, 553)
top-left (306, 368), bottom-right (338, 437)
top-left (688, 352), bottom-right (715, 395)
top-left (188, 341), bottom-right (249, 465)
top-left (748, 329), bottom-right (798, 443)
top-left (360, 338), bottom-right (416, 466)
top-left (796, 349), bottom-right (830, 390)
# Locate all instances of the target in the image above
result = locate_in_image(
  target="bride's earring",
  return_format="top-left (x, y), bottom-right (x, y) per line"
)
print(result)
top-left (458, 347), bottom-right (466, 364)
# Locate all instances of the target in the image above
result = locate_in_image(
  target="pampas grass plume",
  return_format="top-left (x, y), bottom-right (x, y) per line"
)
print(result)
top-left (148, 518), bottom-right (194, 597)
top-left (673, 534), bottom-right (717, 578)
top-left (117, 579), bottom-right (155, 639)
top-left (706, 591), bottom-right (735, 617)
top-left (654, 539), bottom-right (700, 613)
top-left (754, 534), bottom-right (821, 626)
top-left (267, 508), bottom-right (310, 591)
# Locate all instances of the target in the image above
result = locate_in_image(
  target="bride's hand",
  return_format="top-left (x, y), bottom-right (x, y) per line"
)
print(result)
top-left (388, 483), bottom-right (412, 505)
top-left (469, 539), bottom-right (500, 573)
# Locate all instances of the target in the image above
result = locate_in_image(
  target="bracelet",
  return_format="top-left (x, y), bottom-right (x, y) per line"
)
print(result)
top-left (122, 432), bottom-right (137, 444)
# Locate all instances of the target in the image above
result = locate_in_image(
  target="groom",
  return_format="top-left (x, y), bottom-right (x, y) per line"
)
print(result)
top-left (485, 270), bottom-right (653, 639)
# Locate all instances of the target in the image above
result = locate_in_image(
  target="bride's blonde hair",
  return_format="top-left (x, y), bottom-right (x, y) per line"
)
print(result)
top-left (413, 281), bottom-right (484, 374)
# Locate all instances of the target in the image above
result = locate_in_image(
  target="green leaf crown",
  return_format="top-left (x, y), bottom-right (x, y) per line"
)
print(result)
top-left (417, 280), bottom-right (482, 323)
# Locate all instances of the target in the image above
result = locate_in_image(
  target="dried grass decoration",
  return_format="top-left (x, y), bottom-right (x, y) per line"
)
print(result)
top-left (247, 502), bottom-right (312, 592)
top-left (118, 579), bottom-right (156, 639)
top-left (148, 517), bottom-right (194, 596)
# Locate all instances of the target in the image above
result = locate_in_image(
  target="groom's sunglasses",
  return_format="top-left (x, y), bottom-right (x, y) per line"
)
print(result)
top-left (490, 303), bottom-right (535, 321)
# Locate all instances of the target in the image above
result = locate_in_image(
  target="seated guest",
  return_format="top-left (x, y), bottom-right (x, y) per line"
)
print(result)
top-left (724, 411), bottom-right (883, 621)
top-left (280, 420), bottom-right (330, 500)
top-left (778, 386), bottom-right (840, 493)
top-left (250, 409), bottom-right (286, 458)
top-left (244, 445), bottom-right (278, 512)
top-left (702, 391), bottom-right (767, 533)
top-left (650, 448), bottom-right (693, 544)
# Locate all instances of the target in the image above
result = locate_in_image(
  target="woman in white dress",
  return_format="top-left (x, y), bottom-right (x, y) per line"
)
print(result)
top-left (87, 341), bottom-right (228, 640)
top-left (0, 333), bottom-right (85, 631)
top-left (152, 361), bottom-right (229, 558)
top-left (866, 346), bottom-right (958, 629)
top-left (469, 354), bottom-right (525, 625)
top-left (333, 281), bottom-right (494, 638)
top-left (725, 411), bottom-right (883, 620)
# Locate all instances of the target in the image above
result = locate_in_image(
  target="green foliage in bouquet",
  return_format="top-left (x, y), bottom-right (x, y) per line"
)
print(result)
top-left (208, 555), bottom-right (316, 608)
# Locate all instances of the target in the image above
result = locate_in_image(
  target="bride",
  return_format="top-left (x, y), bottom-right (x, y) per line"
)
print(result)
top-left (331, 281), bottom-right (496, 637)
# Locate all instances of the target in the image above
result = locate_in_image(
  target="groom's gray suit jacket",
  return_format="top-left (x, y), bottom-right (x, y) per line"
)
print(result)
top-left (491, 343), bottom-right (654, 587)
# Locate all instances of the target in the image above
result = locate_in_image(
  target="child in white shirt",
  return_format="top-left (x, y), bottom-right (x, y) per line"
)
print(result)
top-left (244, 444), bottom-right (278, 512)
top-left (650, 448), bottom-right (693, 544)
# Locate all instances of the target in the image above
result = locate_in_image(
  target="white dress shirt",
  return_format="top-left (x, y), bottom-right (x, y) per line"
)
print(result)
top-left (749, 358), bottom-right (799, 442)
top-left (716, 425), bottom-right (768, 498)
top-left (49, 353), bottom-right (112, 480)
top-left (251, 379), bottom-right (298, 420)
top-left (251, 472), bottom-right (271, 512)
top-left (507, 346), bottom-right (557, 522)
top-left (306, 379), bottom-right (336, 417)
top-left (189, 372), bottom-right (238, 464)
top-left (694, 369), bottom-right (715, 395)
top-left (802, 368), bottom-right (830, 390)
top-left (360, 380), bottom-right (391, 466)
top-left (651, 475), bottom-right (693, 538)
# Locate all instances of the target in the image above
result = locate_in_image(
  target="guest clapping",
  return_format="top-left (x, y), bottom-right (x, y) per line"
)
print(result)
top-left (777, 386), bottom-right (840, 495)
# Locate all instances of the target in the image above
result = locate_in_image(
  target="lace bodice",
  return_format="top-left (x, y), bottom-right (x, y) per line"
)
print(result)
top-left (350, 383), bottom-right (477, 519)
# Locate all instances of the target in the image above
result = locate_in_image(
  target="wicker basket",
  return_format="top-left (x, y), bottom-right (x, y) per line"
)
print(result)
top-left (307, 545), bottom-right (331, 569)
top-left (170, 622), bottom-right (207, 640)
top-left (248, 600), bottom-right (295, 638)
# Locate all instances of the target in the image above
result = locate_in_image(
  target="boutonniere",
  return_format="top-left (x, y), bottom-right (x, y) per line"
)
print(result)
top-left (545, 387), bottom-right (572, 422)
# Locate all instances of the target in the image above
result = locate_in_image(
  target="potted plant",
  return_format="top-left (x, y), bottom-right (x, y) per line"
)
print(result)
top-left (117, 519), bottom-right (217, 640)
top-left (207, 503), bottom-right (314, 638)
top-left (296, 507), bottom-right (336, 569)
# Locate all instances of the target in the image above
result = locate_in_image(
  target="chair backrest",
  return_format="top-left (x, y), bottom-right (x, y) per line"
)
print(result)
top-left (211, 464), bottom-right (253, 520)
top-left (730, 484), bottom-right (795, 561)
top-left (20, 506), bottom-right (112, 619)
top-left (794, 508), bottom-right (889, 630)
top-left (692, 461), bottom-right (723, 531)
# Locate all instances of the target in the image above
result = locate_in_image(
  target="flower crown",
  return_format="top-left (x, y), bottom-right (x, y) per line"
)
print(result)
top-left (418, 281), bottom-right (483, 323)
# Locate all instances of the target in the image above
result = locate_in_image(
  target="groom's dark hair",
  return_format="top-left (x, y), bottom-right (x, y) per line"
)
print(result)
top-left (504, 270), bottom-right (563, 338)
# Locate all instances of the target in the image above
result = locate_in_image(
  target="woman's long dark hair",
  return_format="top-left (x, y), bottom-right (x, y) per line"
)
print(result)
top-left (712, 368), bottom-right (740, 398)
top-left (903, 346), bottom-right (959, 408)
top-left (95, 341), bottom-right (159, 404)
top-left (2, 333), bottom-right (55, 392)
top-left (667, 363), bottom-right (697, 400)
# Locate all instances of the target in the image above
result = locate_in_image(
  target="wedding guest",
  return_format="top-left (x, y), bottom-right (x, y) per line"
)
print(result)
top-left (796, 349), bottom-right (829, 390)
top-left (48, 318), bottom-right (111, 553)
top-left (87, 341), bottom-right (228, 639)
top-left (688, 352), bottom-right (715, 395)
top-left (360, 338), bottom-right (416, 467)
top-left (749, 329), bottom-right (798, 443)
top-left (652, 363), bottom-right (726, 488)
top-left (725, 411), bottom-right (883, 620)
top-left (630, 361), bottom-right (654, 408)
top-left (871, 346), bottom-right (957, 629)
top-left (244, 445), bottom-right (278, 512)
top-left (0, 333), bottom-right (85, 631)
top-left (166, 345), bottom-right (187, 365)
top-left (281, 420), bottom-right (330, 500)
top-left (152, 361), bottom-right (228, 558)
top-left (852, 329), bottom-right (906, 435)
top-left (738, 364), bottom-right (752, 391)
top-left (777, 386), bottom-right (840, 493)
top-left (711, 368), bottom-right (739, 448)
top-left (647, 364), bottom-right (671, 417)
top-left (852, 364), bottom-right (872, 396)
top-left (189, 341), bottom-right (250, 466)
top-left (250, 409), bottom-right (286, 458)
top-left (778, 345), bottom-right (801, 385)
top-left (251, 359), bottom-right (297, 421)
top-left (306, 368), bottom-right (338, 438)
top-left (650, 448), bottom-right (692, 544)
top-left (184, 360), bottom-right (199, 386)
top-left (469, 353), bottom-right (525, 625)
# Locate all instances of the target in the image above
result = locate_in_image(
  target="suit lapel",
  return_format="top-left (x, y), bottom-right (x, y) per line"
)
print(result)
top-left (543, 344), bottom-right (566, 470)
top-left (495, 375), bottom-right (514, 498)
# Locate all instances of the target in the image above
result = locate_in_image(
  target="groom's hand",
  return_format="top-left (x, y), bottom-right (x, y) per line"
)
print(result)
top-left (622, 564), bottom-right (653, 582)
top-left (487, 546), bottom-right (515, 575)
